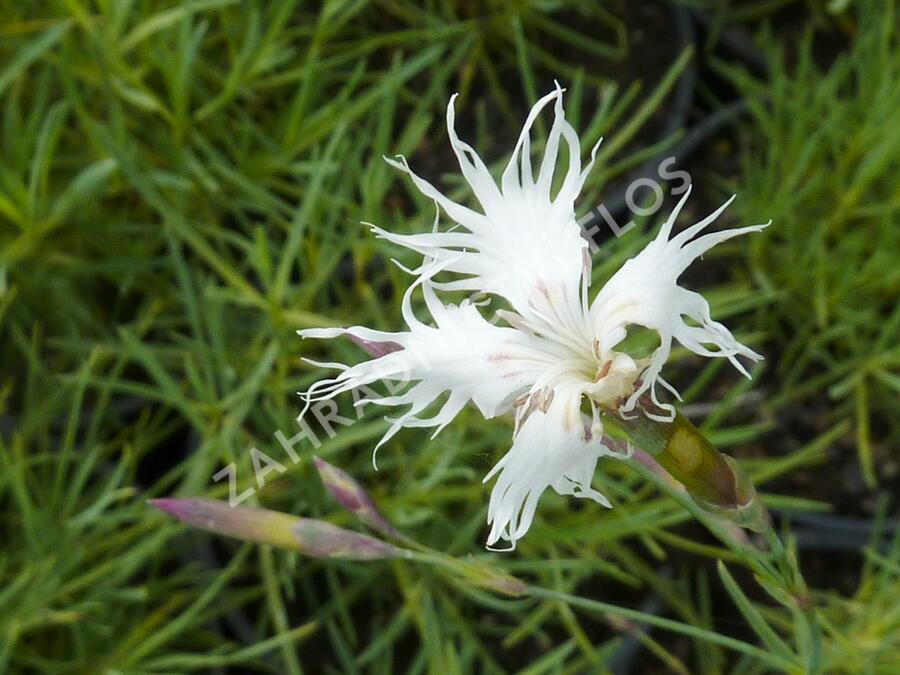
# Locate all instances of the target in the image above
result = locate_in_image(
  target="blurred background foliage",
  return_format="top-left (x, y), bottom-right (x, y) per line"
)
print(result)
top-left (0, 0), bottom-right (897, 673)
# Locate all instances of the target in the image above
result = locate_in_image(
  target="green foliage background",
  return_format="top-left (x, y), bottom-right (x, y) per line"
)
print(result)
top-left (0, 1), bottom-right (897, 673)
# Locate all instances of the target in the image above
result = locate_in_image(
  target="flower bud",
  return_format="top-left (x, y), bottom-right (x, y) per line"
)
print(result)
top-left (313, 456), bottom-right (402, 539)
top-left (149, 498), bottom-right (301, 550)
top-left (293, 518), bottom-right (404, 560)
top-left (150, 498), bottom-right (406, 560)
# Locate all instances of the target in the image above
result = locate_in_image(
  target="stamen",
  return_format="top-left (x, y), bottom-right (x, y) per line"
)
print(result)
top-left (595, 360), bottom-right (612, 382)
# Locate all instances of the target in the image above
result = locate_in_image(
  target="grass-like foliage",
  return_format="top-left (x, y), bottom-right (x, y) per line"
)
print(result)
top-left (721, 0), bottom-right (899, 488)
top-left (0, 1), bottom-right (898, 673)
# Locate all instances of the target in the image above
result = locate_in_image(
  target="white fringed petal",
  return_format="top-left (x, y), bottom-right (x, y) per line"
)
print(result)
top-left (483, 386), bottom-right (613, 549)
top-left (298, 272), bottom-right (561, 458)
top-left (589, 187), bottom-right (769, 420)
top-left (380, 83), bottom-right (600, 334)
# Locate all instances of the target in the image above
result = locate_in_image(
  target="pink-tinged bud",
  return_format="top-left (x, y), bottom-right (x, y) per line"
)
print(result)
top-left (292, 519), bottom-right (404, 560)
top-left (313, 456), bottom-right (402, 539)
top-left (149, 498), bottom-right (300, 550)
top-left (150, 498), bottom-right (407, 561)
top-left (346, 333), bottom-right (402, 358)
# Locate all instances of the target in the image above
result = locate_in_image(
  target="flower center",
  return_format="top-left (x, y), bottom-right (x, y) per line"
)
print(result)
top-left (585, 351), bottom-right (640, 407)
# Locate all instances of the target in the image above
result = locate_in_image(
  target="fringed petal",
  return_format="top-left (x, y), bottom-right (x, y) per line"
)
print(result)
top-left (381, 85), bottom-right (598, 342)
top-left (483, 387), bottom-right (613, 549)
top-left (589, 187), bottom-right (768, 419)
top-left (299, 271), bottom-right (557, 462)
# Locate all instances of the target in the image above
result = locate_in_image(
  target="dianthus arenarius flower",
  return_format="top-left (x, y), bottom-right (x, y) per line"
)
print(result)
top-left (299, 85), bottom-right (769, 550)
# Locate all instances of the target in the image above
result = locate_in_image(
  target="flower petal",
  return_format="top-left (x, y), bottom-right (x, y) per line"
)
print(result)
top-left (589, 187), bottom-right (769, 420)
top-left (299, 269), bottom-right (559, 459)
top-left (483, 386), bottom-right (613, 549)
top-left (380, 84), bottom-right (600, 338)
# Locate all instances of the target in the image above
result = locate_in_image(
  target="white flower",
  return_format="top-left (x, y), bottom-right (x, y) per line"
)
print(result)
top-left (299, 84), bottom-right (769, 549)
